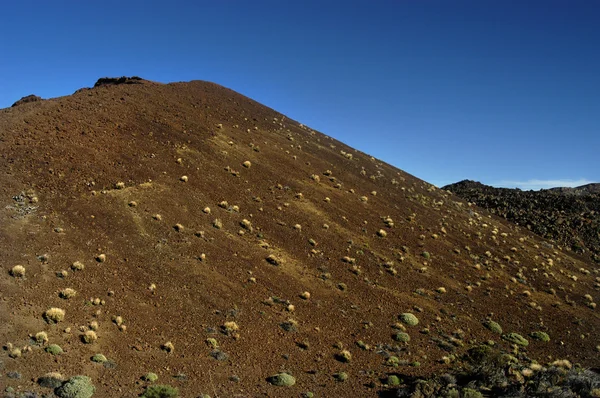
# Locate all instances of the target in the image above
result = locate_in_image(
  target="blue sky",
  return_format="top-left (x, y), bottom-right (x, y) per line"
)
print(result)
top-left (1, 1), bottom-right (598, 190)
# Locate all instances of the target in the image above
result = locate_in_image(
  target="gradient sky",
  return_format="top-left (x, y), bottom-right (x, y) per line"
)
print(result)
top-left (1, 1), bottom-right (598, 190)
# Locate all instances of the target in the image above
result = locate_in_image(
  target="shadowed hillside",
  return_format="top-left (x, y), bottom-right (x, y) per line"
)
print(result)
top-left (443, 180), bottom-right (600, 264)
top-left (1, 79), bottom-right (598, 397)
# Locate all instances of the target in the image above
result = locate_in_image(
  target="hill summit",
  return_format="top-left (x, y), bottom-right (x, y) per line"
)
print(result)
top-left (1, 79), bottom-right (598, 397)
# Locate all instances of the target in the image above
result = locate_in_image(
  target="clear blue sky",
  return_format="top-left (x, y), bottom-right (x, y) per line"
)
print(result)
top-left (1, 1), bottom-right (598, 190)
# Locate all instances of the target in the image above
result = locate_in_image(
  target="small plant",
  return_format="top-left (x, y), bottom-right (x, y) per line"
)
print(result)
top-left (242, 161), bottom-right (252, 168)
top-left (422, 251), bottom-right (431, 259)
top-left (96, 254), bottom-right (106, 263)
top-left (387, 375), bottom-right (401, 386)
top-left (91, 353), bottom-right (107, 363)
top-left (266, 254), bottom-right (282, 266)
top-left (71, 261), bottom-right (85, 271)
top-left (267, 372), bottom-right (296, 386)
top-left (180, 175), bottom-right (188, 182)
top-left (140, 385), bottom-right (179, 398)
top-left (222, 321), bottom-right (239, 335)
top-left (393, 332), bottom-right (411, 342)
top-left (483, 320), bottom-right (503, 334)
top-left (161, 341), bottom-right (174, 353)
top-left (59, 288), bottom-right (77, 299)
top-left (34, 331), bottom-right (48, 345)
top-left (81, 330), bottom-right (98, 344)
top-left (115, 182), bottom-right (125, 189)
top-left (46, 344), bottom-right (63, 355)
top-left (142, 372), bottom-right (159, 382)
top-left (502, 333), bottom-right (529, 347)
top-left (10, 265), bottom-right (26, 278)
top-left (55, 375), bottom-right (95, 398)
top-left (399, 313), bottom-right (419, 326)
top-left (44, 307), bottom-right (65, 323)
top-left (377, 229), bottom-right (387, 237)
top-left (333, 372), bottom-right (348, 382)
top-left (240, 219), bottom-right (253, 231)
top-left (335, 349), bottom-right (352, 363)
top-left (174, 223), bottom-right (184, 232)
top-left (530, 331), bottom-right (550, 342)
top-left (205, 338), bottom-right (219, 348)
top-left (213, 219), bottom-right (223, 229)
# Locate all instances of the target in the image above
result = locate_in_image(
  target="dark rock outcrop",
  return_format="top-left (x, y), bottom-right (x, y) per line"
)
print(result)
top-left (444, 179), bottom-right (600, 262)
top-left (11, 94), bottom-right (42, 107)
top-left (93, 76), bottom-right (144, 87)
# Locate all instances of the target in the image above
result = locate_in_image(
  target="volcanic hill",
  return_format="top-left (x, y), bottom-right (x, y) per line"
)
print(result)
top-left (443, 180), bottom-right (600, 264)
top-left (1, 78), bottom-right (599, 397)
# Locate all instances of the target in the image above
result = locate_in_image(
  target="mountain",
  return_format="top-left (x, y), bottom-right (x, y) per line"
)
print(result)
top-left (443, 179), bottom-right (600, 263)
top-left (1, 79), bottom-right (599, 397)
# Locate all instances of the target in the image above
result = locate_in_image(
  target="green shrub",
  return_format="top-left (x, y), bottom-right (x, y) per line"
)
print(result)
top-left (140, 384), bottom-right (179, 398)
top-left (483, 320), bottom-right (502, 334)
top-left (55, 375), bottom-right (95, 398)
top-left (502, 333), bottom-right (529, 346)
top-left (387, 375), bottom-right (401, 386)
top-left (333, 372), bottom-right (348, 382)
top-left (142, 372), bottom-right (159, 382)
top-left (91, 354), bottom-right (107, 363)
top-left (393, 332), bottom-right (411, 342)
top-left (530, 331), bottom-right (550, 342)
top-left (46, 344), bottom-right (63, 355)
top-left (267, 372), bottom-right (296, 386)
top-left (399, 313), bottom-right (419, 326)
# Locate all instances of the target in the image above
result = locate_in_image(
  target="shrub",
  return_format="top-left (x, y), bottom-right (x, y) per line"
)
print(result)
top-left (37, 372), bottom-right (64, 388)
top-left (387, 375), bottom-right (401, 386)
top-left (44, 308), bottom-right (65, 323)
top-left (393, 332), bottom-right (411, 342)
top-left (81, 330), bottom-right (98, 344)
top-left (10, 265), bottom-right (26, 277)
top-left (242, 161), bottom-right (251, 168)
top-left (161, 342), bottom-right (174, 353)
top-left (34, 331), bottom-right (48, 344)
top-left (502, 333), bottom-right (529, 346)
top-left (140, 385), bottom-right (179, 398)
top-left (483, 320), bottom-right (503, 334)
top-left (55, 375), bottom-right (95, 398)
top-left (267, 373), bottom-right (296, 386)
top-left (333, 372), bottom-right (348, 382)
top-left (205, 338), bottom-right (218, 348)
top-left (399, 313), bottom-right (419, 326)
top-left (59, 288), bottom-right (77, 299)
top-left (530, 331), bottom-right (550, 342)
top-left (335, 350), bottom-right (352, 363)
top-left (91, 354), bottom-right (107, 363)
top-left (141, 372), bottom-right (158, 382)
top-left (377, 229), bottom-right (387, 237)
top-left (71, 261), bottom-right (85, 271)
top-left (46, 344), bottom-right (63, 355)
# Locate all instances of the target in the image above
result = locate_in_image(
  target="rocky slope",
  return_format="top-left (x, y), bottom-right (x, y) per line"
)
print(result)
top-left (0, 79), bottom-right (598, 397)
top-left (443, 180), bottom-right (600, 263)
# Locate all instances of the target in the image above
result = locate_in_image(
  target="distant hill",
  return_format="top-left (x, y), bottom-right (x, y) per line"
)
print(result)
top-left (443, 180), bottom-right (600, 262)
top-left (1, 79), bottom-right (599, 397)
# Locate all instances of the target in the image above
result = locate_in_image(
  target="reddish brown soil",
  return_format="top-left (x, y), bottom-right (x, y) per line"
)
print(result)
top-left (0, 79), bottom-right (598, 397)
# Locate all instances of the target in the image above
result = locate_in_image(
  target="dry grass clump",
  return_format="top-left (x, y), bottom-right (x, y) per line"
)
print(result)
top-left (240, 219), bottom-right (253, 231)
top-left (59, 288), bottom-right (77, 299)
top-left (81, 330), bottom-right (98, 344)
top-left (115, 182), bottom-right (125, 189)
top-left (377, 229), bottom-right (388, 237)
top-left (266, 254), bottom-right (283, 266)
top-left (34, 331), bottom-right (49, 345)
top-left (222, 321), bottom-right (239, 336)
top-left (203, 207), bottom-right (211, 214)
top-left (180, 175), bottom-right (188, 182)
top-left (300, 291), bottom-right (311, 300)
top-left (44, 308), bottom-right (66, 324)
top-left (335, 349), bottom-right (352, 363)
top-left (71, 261), bottom-right (85, 271)
top-left (311, 174), bottom-right (320, 182)
top-left (96, 254), bottom-right (106, 263)
top-left (10, 265), bottom-right (26, 278)
top-left (242, 160), bottom-right (252, 168)
top-left (213, 219), bottom-right (223, 229)
top-left (174, 223), bottom-right (184, 232)
top-left (161, 341), bottom-right (175, 353)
